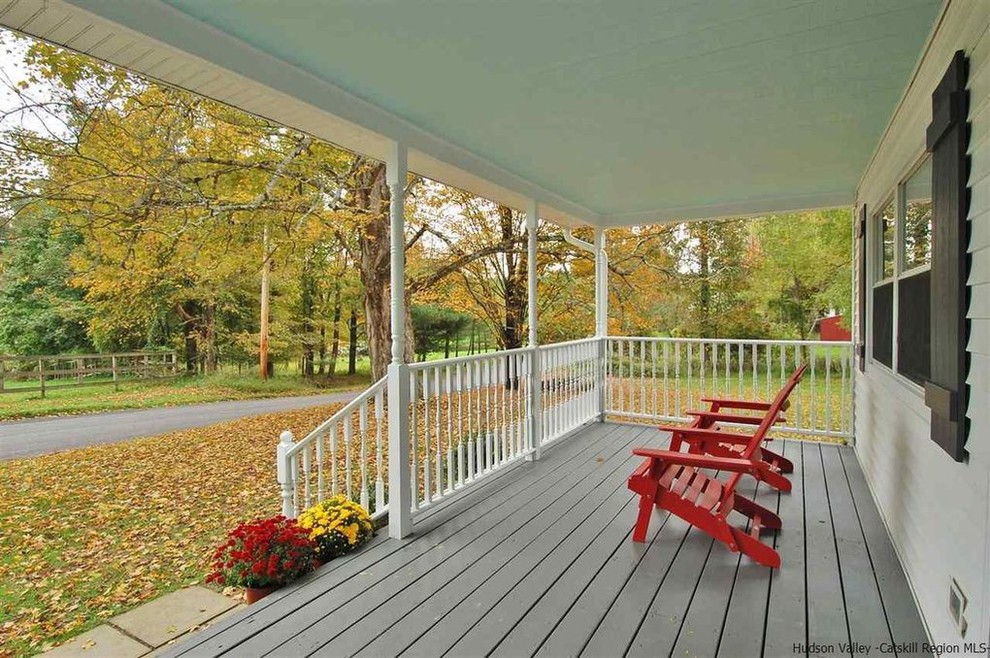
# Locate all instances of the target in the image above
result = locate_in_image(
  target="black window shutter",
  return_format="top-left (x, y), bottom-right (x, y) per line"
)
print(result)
top-left (924, 50), bottom-right (971, 462)
top-left (857, 204), bottom-right (867, 372)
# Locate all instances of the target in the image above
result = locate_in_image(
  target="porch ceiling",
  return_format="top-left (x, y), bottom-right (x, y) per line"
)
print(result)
top-left (3, 0), bottom-right (943, 226)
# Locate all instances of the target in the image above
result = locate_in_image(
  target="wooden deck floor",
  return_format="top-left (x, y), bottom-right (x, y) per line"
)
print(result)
top-left (170, 422), bottom-right (930, 658)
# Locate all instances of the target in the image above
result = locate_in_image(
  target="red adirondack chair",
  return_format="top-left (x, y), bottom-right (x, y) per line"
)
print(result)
top-left (665, 363), bottom-right (808, 492)
top-left (627, 371), bottom-right (799, 568)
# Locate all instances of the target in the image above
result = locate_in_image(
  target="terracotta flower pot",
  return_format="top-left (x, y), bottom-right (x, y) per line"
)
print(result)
top-left (244, 586), bottom-right (277, 604)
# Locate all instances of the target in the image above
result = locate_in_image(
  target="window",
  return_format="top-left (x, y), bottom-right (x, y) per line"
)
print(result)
top-left (897, 158), bottom-right (932, 384)
top-left (878, 199), bottom-right (896, 280)
top-left (870, 156), bottom-right (932, 384)
top-left (902, 157), bottom-right (933, 272)
top-left (871, 197), bottom-right (895, 367)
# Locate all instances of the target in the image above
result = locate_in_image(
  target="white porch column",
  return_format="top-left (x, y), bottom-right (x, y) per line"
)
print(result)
top-left (594, 228), bottom-right (608, 337)
top-left (526, 199), bottom-right (542, 460)
top-left (594, 229), bottom-right (608, 419)
top-left (386, 141), bottom-right (413, 538)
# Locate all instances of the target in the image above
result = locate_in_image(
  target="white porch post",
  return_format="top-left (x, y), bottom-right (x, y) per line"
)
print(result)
top-left (594, 228), bottom-right (608, 419)
top-left (386, 141), bottom-right (413, 538)
top-left (526, 199), bottom-right (542, 460)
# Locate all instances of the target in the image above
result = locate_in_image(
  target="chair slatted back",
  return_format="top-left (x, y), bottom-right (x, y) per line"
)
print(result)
top-left (725, 362), bottom-right (808, 492)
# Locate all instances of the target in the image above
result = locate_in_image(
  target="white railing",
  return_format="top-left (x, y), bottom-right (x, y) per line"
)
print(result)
top-left (278, 376), bottom-right (388, 520)
top-left (407, 347), bottom-right (535, 513)
top-left (605, 337), bottom-right (854, 440)
top-left (539, 338), bottom-right (602, 443)
top-left (276, 335), bottom-right (854, 526)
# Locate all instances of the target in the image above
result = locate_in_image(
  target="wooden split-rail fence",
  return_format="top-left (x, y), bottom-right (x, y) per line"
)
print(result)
top-left (0, 351), bottom-right (179, 397)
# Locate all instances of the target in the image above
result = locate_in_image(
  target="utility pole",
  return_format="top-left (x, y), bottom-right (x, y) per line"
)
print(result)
top-left (259, 224), bottom-right (271, 380)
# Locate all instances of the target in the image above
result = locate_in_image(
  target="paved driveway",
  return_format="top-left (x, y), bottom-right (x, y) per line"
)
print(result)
top-left (0, 391), bottom-right (361, 461)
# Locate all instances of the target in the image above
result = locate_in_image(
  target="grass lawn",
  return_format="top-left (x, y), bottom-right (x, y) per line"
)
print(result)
top-left (0, 403), bottom-right (346, 657)
top-left (0, 371), bottom-right (372, 421)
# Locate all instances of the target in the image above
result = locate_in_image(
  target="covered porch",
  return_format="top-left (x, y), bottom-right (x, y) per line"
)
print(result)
top-left (1, 0), bottom-right (973, 653)
top-left (171, 421), bottom-right (927, 658)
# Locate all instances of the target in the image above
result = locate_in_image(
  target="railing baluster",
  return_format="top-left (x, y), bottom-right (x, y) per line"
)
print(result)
top-left (511, 353), bottom-right (519, 457)
top-left (765, 343), bottom-right (772, 401)
top-left (360, 403), bottom-right (369, 510)
top-left (434, 367), bottom-right (442, 498)
top-left (375, 388), bottom-right (384, 512)
top-left (650, 341), bottom-right (657, 419)
top-left (737, 343), bottom-right (742, 399)
top-left (446, 365), bottom-right (454, 492)
top-left (485, 358), bottom-right (493, 471)
top-left (466, 361), bottom-right (475, 481)
top-left (343, 414), bottom-right (353, 502)
top-left (605, 338), bottom-right (612, 414)
top-left (842, 347), bottom-right (849, 436)
top-left (686, 342), bottom-right (692, 414)
top-left (410, 369), bottom-right (419, 510)
top-left (810, 345), bottom-right (818, 431)
top-left (421, 369), bottom-right (431, 504)
top-left (302, 444), bottom-right (311, 510)
top-left (330, 423), bottom-right (338, 496)
top-left (315, 427), bottom-right (324, 503)
top-left (825, 348), bottom-right (832, 434)
top-left (638, 340), bottom-right (646, 414)
top-left (456, 363), bottom-right (464, 487)
top-left (475, 358), bottom-right (483, 477)
top-left (751, 342), bottom-right (757, 401)
top-left (793, 345), bottom-right (802, 431)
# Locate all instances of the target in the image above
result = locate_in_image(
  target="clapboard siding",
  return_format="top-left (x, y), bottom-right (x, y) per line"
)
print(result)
top-left (854, 0), bottom-right (990, 647)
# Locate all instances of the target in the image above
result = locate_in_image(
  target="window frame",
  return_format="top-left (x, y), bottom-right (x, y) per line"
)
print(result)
top-left (873, 194), bottom-right (897, 285)
top-left (899, 155), bottom-right (934, 280)
top-left (868, 152), bottom-right (933, 391)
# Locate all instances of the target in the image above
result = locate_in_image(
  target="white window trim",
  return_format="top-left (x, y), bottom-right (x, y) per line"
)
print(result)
top-left (867, 154), bottom-right (932, 397)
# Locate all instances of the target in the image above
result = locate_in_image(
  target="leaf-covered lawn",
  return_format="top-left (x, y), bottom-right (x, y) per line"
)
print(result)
top-left (0, 403), bottom-right (346, 657)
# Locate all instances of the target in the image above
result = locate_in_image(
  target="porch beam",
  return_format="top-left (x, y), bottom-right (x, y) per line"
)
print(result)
top-left (526, 199), bottom-right (542, 460)
top-left (386, 141), bottom-right (413, 538)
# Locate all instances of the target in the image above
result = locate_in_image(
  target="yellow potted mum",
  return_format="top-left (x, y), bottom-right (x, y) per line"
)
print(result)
top-left (298, 495), bottom-right (375, 562)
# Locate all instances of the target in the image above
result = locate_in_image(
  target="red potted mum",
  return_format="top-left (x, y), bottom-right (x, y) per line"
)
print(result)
top-left (206, 515), bottom-right (318, 604)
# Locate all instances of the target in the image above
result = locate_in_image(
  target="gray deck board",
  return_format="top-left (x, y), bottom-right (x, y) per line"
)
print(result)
top-left (763, 440), bottom-right (808, 658)
top-left (804, 443), bottom-right (853, 656)
top-left (716, 440), bottom-right (790, 658)
top-left (838, 449), bottom-right (930, 656)
top-left (822, 444), bottom-right (892, 654)
top-left (168, 423), bottom-right (930, 658)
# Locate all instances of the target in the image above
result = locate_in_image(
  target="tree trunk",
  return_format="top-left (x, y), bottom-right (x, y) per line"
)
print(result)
top-left (351, 160), bottom-right (414, 381)
top-left (202, 303), bottom-right (217, 374)
top-left (318, 325), bottom-right (326, 376)
top-left (300, 258), bottom-right (315, 378)
top-left (348, 309), bottom-right (358, 376)
top-left (498, 205), bottom-right (526, 351)
top-left (698, 229), bottom-right (712, 339)
top-left (328, 282), bottom-right (341, 376)
top-left (259, 225), bottom-right (271, 380)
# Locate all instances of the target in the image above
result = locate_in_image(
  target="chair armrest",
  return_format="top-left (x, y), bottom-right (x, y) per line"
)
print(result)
top-left (701, 396), bottom-right (772, 411)
top-left (656, 425), bottom-right (755, 445)
top-left (686, 410), bottom-right (785, 425)
top-left (632, 447), bottom-right (755, 472)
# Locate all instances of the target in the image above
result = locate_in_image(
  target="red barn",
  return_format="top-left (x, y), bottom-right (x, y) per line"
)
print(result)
top-left (815, 315), bottom-right (852, 341)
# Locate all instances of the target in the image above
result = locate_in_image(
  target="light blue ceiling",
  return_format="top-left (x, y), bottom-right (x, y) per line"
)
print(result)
top-left (160, 0), bottom-right (942, 219)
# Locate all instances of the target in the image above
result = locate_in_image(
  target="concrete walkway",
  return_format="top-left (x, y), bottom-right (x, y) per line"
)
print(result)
top-left (0, 391), bottom-right (361, 461)
top-left (42, 586), bottom-right (243, 658)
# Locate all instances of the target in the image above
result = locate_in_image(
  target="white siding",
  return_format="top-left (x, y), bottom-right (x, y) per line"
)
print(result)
top-left (854, 0), bottom-right (990, 646)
